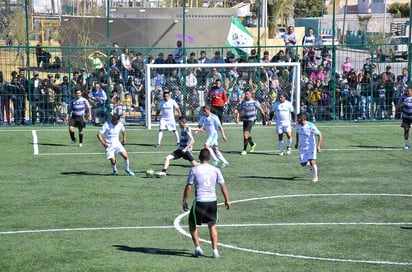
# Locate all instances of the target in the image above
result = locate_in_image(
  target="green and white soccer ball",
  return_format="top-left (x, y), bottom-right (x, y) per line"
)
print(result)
top-left (146, 168), bottom-right (155, 178)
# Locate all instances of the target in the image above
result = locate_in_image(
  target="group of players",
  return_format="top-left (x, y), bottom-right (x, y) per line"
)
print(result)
top-left (65, 84), bottom-right (412, 259)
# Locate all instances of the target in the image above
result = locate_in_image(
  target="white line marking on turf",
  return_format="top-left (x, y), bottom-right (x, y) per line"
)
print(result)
top-left (32, 130), bottom-right (39, 155)
top-left (174, 193), bottom-right (412, 266)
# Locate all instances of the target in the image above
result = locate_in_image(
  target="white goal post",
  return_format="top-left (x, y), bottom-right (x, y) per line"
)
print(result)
top-left (144, 62), bottom-right (301, 129)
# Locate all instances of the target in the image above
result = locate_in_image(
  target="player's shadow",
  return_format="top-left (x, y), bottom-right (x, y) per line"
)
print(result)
top-left (400, 226), bottom-right (412, 230)
top-left (240, 175), bottom-right (300, 181)
top-left (61, 171), bottom-right (117, 176)
top-left (31, 142), bottom-right (68, 147)
top-left (113, 245), bottom-right (193, 257)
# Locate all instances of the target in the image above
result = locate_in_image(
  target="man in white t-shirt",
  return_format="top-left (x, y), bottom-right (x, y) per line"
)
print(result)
top-left (268, 92), bottom-right (295, 156)
top-left (294, 112), bottom-right (323, 182)
top-left (155, 91), bottom-right (182, 148)
top-left (97, 114), bottom-right (135, 176)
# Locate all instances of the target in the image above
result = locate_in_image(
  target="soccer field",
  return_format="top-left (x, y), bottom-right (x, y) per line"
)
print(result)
top-left (0, 122), bottom-right (411, 272)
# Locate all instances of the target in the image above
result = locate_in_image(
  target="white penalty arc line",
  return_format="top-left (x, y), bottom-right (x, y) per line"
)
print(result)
top-left (173, 193), bottom-right (412, 266)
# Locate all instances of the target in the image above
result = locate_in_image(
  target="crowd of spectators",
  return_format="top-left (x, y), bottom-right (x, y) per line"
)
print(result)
top-left (0, 38), bottom-right (410, 125)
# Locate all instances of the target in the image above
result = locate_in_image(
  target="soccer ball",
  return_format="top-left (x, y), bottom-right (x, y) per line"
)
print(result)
top-left (146, 169), bottom-right (155, 178)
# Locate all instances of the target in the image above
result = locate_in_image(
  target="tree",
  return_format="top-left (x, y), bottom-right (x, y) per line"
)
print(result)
top-left (294, 0), bottom-right (326, 18)
top-left (267, 0), bottom-right (294, 38)
top-left (5, 7), bottom-right (27, 45)
top-left (387, 3), bottom-right (410, 18)
top-left (358, 15), bottom-right (372, 44)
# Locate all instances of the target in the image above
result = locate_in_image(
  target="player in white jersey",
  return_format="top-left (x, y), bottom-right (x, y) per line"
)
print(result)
top-left (268, 92), bottom-right (295, 156)
top-left (66, 88), bottom-right (92, 147)
top-left (97, 114), bottom-right (135, 176)
top-left (156, 117), bottom-right (198, 177)
top-left (195, 105), bottom-right (229, 169)
top-left (294, 112), bottom-right (322, 182)
top-left (154, 91), bottom-right (182, 148)
top-left (182, 148), bottom-right (231, 259)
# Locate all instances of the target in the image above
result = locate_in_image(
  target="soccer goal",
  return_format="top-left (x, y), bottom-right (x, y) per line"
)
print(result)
top-left (144, 61), bottom-right (301, 129)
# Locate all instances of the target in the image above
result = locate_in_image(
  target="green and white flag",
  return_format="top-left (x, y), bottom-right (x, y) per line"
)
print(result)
top-left (226, 17), bottom-right (254, 56)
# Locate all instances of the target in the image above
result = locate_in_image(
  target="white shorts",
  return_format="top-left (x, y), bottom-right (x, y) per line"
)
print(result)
top-left (299, 149), bottom-right (316, 164)
top-left (205, 131), bottom-right (218, 147)
top-left (159, 118), bottom-right (177, 131)
top-left (276, 122), bottom-right (292, 135)
top-left (105, 142), bottom-right (126, 160)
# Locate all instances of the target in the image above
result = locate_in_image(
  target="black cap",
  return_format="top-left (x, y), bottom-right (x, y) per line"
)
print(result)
top-left (47, 74), bottom-right (53, 78)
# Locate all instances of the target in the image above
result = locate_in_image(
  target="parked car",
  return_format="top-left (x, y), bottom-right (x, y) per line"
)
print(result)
top-left (377, 35), bottom-right (409, 61)
top-left (315, 34), bottom-right (339, 49)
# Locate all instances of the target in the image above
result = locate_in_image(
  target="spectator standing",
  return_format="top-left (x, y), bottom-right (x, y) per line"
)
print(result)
top-left (173, 40), bottom-right (186, 64)
top-left (236, 90), bottom-right (265, 155)
top-left (397, 86), bottom-right (412, 150)
top-left (97, 113), bottom-right (135, 176)
top-left (294, 112), bottom-right (323, 182)
top-left (341, 57), bottom-right (352, 74)
top-left (302, 27), bottom-right (316, 50)
top-left (66, 88), bottom-right (92, 147)
top-left (91, 82), bottom-right (107, 124)
top-left (156, 116), bottom-right (198, 177)
top-left (268, 92), bottom-right (296, 156)
top-left (208, 79), bottom-right (228, 124)
top-left (155, 91), bottom-right (182, 148)
top-left (283, 26), bottom-right (298, 62)
top-left (181, 148), bottom-right (230, 259)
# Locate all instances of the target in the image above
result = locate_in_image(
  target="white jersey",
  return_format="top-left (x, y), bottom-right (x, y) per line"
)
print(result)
top-left (98, 120), bottom-right (125, 145)
top-left (187, 163), bottom-right (225, 202)
top-left (198, 113), bottom-right (221, 137)
top-left (296, 121), bottom-right (321, 153)
top-left (158, 99), bottom-right (179, 120)
top-left (271, 100), bottom-right (294, 125)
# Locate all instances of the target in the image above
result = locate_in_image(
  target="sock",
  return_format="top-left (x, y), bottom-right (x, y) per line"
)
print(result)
top-left (405, 139), bottom-right (410, 146)
top-left (248, 137), bottom-right (254, 146)
top-left (208, 147), bottom-right (218, 162)
top-left (174, 130), bottom-right (180, 144)
top-left (157, 131), bottom-right (163, 145)
top-left (196, 246), bottom-right (202, 251)
top-left (216, 152), bottom-right (228, 164)
top-left (112, 162), bottom-right (118, 172)
top-left (279, 140), bottom-right (284, 152)
top-left (213, 249), bottom-right (219, 255)
top-left (287, 137), bottom-right (292, 148)
top-left (312, 164), bottom-right (318, 177)
top-left (123, 158), bottom-right (130, 170)
top-left (70, 131), bottom-right (75, 141)
top-left (243, 138), bottom-right (248, 151)
top-left (79, 133), bottom-right (83, 144)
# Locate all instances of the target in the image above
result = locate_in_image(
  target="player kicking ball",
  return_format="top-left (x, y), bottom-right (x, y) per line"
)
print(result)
top-left (97, 114), bottom-right (135, 176)
top-left (294, 112), bottom-right (322, 182)
top-left (156, 117), bottom-right (198, 177)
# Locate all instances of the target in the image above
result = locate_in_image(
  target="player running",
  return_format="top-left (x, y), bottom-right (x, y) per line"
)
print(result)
top-left (156, 117), bottom-right (198, 177)
top-left (294, 112), bottom-right (322, 182)
top-left (97, 114), bottom-right (135, 176)
top-left (66, 88), bottom-right (92, 147)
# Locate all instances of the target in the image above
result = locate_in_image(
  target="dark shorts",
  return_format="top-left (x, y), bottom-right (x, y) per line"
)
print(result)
top-left (69, 116), bottom-right (86, 128)
top-left (189, 200), bottom-right (218, 226)
top-left (171, 149), bottom-right (195, 162)
top-left (243, 120), bottom-right (254, 132)
top-left (401, 118), bottom-right (412, 129)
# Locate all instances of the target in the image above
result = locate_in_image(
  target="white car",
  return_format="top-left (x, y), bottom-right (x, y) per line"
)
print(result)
top-left (315, 34), bottom-right (339, 48)
top-left (378, 36), bottom-right (408, 61)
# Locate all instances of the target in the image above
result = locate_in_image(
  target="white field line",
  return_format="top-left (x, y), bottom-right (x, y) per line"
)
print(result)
top-left (32, 130), bottom-right (39, 155)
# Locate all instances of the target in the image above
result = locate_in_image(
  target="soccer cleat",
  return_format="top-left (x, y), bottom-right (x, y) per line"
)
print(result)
top-left (312, 176), bottom-right (318, 182)
top-left (212, 160), bottom-right (219, 167)
top-left (212, 251), bottom-right (220, 259)
top-left (241, 150), bottom-right (247, 155)
top-left (177, 142), bottom-right (180, 147)
top-left (154, 144), bottom-right (161, 148)
top-left (286, 147), bottom-right (291, 155)
top-left (156, 171), bottom-right (166, 177)
top-left (220, 163), bottom-right (229, 169)
top-left (404, 145), bottom-right (410, 150)
top-left (194, 248), bottom-right (204, 257)
top-left (78, 143), bottom-right (83, 147)
top-left (125, 169), bottom-right (135, 176)
top-left (279, 151), bottom-right (284, 156)
top-left (70, 140), bottom-right (75, 147)
top-left (113, 170), bottom-right (119, 176)
top-left (249, 143), bottom-right (257, 153)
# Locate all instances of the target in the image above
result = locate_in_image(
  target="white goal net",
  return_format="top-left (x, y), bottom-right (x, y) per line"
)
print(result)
top-left (142, 62), bottom-right (301, 129)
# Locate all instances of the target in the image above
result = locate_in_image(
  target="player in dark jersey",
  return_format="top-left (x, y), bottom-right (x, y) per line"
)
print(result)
top-left (65, 88), bottom-right (92, 147)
